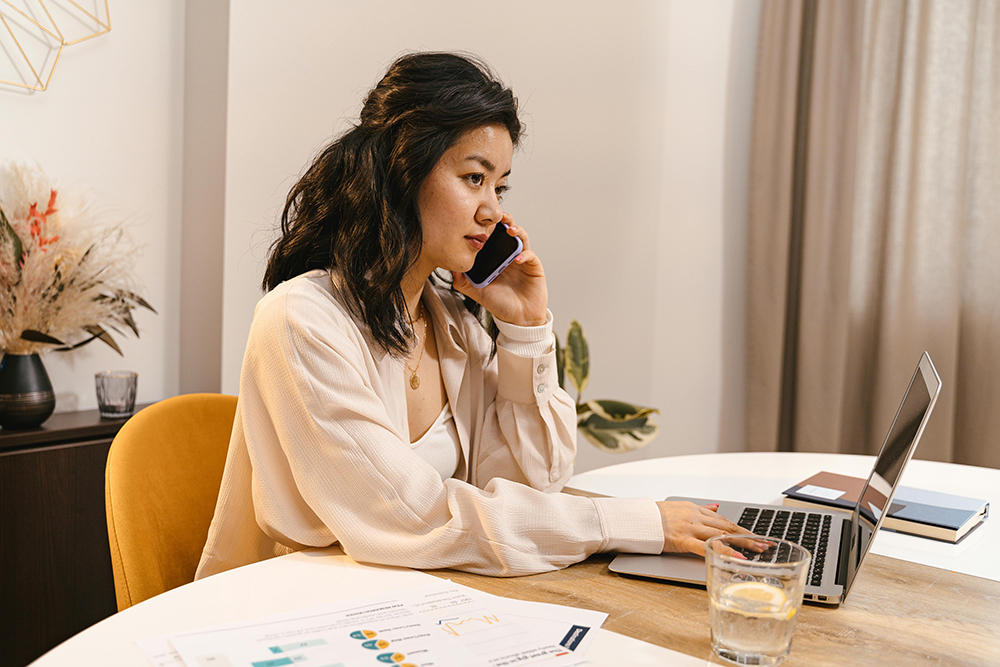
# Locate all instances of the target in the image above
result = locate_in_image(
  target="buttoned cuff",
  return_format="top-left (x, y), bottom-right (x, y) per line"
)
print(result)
top-left (495, 318), bottom-right (560, 406)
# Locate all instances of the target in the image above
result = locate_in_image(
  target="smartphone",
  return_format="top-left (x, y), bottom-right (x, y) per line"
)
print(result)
top-left (464, 222), bottom-right (523, 288)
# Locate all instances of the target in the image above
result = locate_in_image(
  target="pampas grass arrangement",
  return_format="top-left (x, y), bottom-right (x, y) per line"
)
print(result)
top-left (0, 162), bottom-right (155, 356)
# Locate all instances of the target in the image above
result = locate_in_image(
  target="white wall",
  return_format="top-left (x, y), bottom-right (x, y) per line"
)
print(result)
top-left (221, 0), bottom-right (760, 470)
top-left (179, 0), bottom-right (229, 394)
top-left (648, 0), bottom-right (761, 464)
top-left (1, 2), bottom-right (184, 412)
top-left (1, 1), bottom-right (757, 466)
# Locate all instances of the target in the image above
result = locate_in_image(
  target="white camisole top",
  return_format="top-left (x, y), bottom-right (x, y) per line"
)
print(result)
top-left (410, 402), bottom-right (461, 481)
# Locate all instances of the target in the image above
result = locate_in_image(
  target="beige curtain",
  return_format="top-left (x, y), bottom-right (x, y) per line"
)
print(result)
top-left (746, 0), bottom-right (1000, 468)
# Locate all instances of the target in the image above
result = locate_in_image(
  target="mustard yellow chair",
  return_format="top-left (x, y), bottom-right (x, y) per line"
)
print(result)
top-left (104, 393), bottom-right (237, 610)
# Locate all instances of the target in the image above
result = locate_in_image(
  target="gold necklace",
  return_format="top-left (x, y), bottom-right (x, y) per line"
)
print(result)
top-left (405, 303), bottom-right (426, 390)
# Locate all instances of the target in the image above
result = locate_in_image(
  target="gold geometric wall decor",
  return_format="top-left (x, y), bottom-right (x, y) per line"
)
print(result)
top-left (0, 1), bottom-right (64, 91)
top-left (44, 0), bottom-right (110, 45)
top-left (0, 0), bottom-right (110, 91)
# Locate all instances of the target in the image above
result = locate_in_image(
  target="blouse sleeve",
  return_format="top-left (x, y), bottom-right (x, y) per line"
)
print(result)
top-left (239, 281), bottom-right (664, 576)
top-left (467, 311), bottom-right (578, 492)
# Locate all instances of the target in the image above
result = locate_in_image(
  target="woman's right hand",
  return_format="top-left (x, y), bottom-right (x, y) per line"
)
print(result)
top-left (451, 214), bottom-right (548, 327)
top-left (656, 500), bottom-right (766, 558)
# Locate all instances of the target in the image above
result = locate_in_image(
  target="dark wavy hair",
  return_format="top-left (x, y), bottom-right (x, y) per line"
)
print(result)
top-left (263, 52), bottom-right (522, 356)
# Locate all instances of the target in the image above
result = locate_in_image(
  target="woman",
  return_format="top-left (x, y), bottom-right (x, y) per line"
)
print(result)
top-left (196, 52), bottom-right (753, 580)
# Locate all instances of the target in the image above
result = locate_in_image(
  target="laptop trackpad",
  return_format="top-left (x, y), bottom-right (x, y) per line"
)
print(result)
top-left (609, 552), bottom-right (707, 586)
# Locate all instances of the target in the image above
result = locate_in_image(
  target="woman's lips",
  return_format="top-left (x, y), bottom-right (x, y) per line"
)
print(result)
top-left (466, 234), bottom-right (488, 250)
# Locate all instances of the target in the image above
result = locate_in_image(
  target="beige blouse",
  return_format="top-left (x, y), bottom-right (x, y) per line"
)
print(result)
top-left (195, 270), bottom-right (664, 579)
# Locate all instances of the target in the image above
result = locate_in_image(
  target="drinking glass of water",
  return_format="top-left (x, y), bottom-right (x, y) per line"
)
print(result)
top-left (705, 535), bottom-right (811, 666)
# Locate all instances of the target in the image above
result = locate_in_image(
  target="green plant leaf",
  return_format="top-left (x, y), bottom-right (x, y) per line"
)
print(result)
top-left (554, 333), bottom-right (565, 390)
top-left (578, 424), bottom-right (622, 451)
top-left (579, 411), bottom-right (650, 432)
top-left (577, 398), bottom-right (660, 453)
top-left (579, 420), bottom-right (660, 453)
top-left (559, 318), bottom-right (660, 452)
top-left (576, 399), bottom-right (659, 429)
top-left (588, 399), bottom-right (660, 421)
top-left (564, 320), bottom-right (589, 395)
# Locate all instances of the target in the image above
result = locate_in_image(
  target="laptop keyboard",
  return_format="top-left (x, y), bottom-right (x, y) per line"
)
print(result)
top-left (736, 508), bottom-right (831, 587)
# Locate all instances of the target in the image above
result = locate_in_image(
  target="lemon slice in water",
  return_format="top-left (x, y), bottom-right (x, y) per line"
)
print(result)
top-left (724, 581), bottom-right (786, 606)
top-left (719, 581), bottom-right (791, 618)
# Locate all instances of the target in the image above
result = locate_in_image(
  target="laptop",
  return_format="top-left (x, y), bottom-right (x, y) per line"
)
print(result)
top-left (609, 352), bottom-right (941, 606)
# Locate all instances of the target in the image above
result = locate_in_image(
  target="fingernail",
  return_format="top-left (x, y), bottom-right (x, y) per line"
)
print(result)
top-left (732, 552), bottom-right (747, 560)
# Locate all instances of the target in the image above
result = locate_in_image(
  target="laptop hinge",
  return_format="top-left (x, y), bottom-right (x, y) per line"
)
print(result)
top-left (836, 517), bottom-right (851, 586)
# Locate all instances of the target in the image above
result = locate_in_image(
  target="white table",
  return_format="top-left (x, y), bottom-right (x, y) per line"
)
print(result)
top-left (30, 549), bottom-right (696, 666)
top-left (31, 452), bottom-right (998, 666)
top-left (569, 451), bottom-right (998, 582)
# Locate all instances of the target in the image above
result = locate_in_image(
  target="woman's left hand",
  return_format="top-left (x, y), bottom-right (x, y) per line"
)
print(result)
top-left (657, 501), bottom-right (767, 558)
top-left (452, 214), bottom-right (549, 327)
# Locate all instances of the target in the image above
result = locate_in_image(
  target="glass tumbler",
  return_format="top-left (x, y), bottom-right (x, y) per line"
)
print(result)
top-left (95, 370), bottom-right (138, 419)
top-left (706, 535), bottom-right (811, 666)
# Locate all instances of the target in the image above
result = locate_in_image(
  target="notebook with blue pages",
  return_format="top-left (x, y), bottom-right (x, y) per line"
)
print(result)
top-left (609, 352), bottom-right (941, 606)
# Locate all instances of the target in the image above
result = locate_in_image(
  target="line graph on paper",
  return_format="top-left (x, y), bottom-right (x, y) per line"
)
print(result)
top-left (432, 609), bottom-right (538, 655)
top-left (411, 587), bottom-right (575, 665)
top-left (437, 614), bottom-right (503, 636)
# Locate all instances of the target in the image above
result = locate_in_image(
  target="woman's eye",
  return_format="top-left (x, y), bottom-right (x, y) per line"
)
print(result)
top-left (495, 185), bottom-right (509, 202)
top-left (466, 173), bottom-right (485, 186)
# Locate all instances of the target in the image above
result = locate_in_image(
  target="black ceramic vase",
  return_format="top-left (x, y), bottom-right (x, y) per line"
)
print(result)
top-left (0, 353), bottom-right (57, 430)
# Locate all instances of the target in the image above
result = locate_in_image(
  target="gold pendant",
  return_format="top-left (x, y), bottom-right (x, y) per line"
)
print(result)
top-left (409, 372), bottom-right (420, 390)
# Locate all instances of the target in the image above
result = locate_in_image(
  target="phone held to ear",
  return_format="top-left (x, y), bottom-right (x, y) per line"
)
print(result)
top-left (464, 222), bottom-right (523, 288)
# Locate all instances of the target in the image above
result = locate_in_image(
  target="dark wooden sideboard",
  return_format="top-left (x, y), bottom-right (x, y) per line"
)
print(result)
top-left (0, 407), bottom-right (147, 667)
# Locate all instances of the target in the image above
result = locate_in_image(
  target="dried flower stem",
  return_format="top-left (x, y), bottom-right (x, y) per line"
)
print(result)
top-left (0, 162), bottom-right (155, 356)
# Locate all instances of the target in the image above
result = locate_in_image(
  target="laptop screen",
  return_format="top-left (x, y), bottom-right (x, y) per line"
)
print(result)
top-left (843, 353), bottom-right (941, 595)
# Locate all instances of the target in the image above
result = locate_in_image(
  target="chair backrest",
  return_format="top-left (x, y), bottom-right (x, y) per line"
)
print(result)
top-left (105, 393), bottom-right (237, 610)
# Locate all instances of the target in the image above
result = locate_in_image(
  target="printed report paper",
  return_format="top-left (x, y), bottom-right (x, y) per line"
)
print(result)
top-left (140, 580), bottom-right (605, 667)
